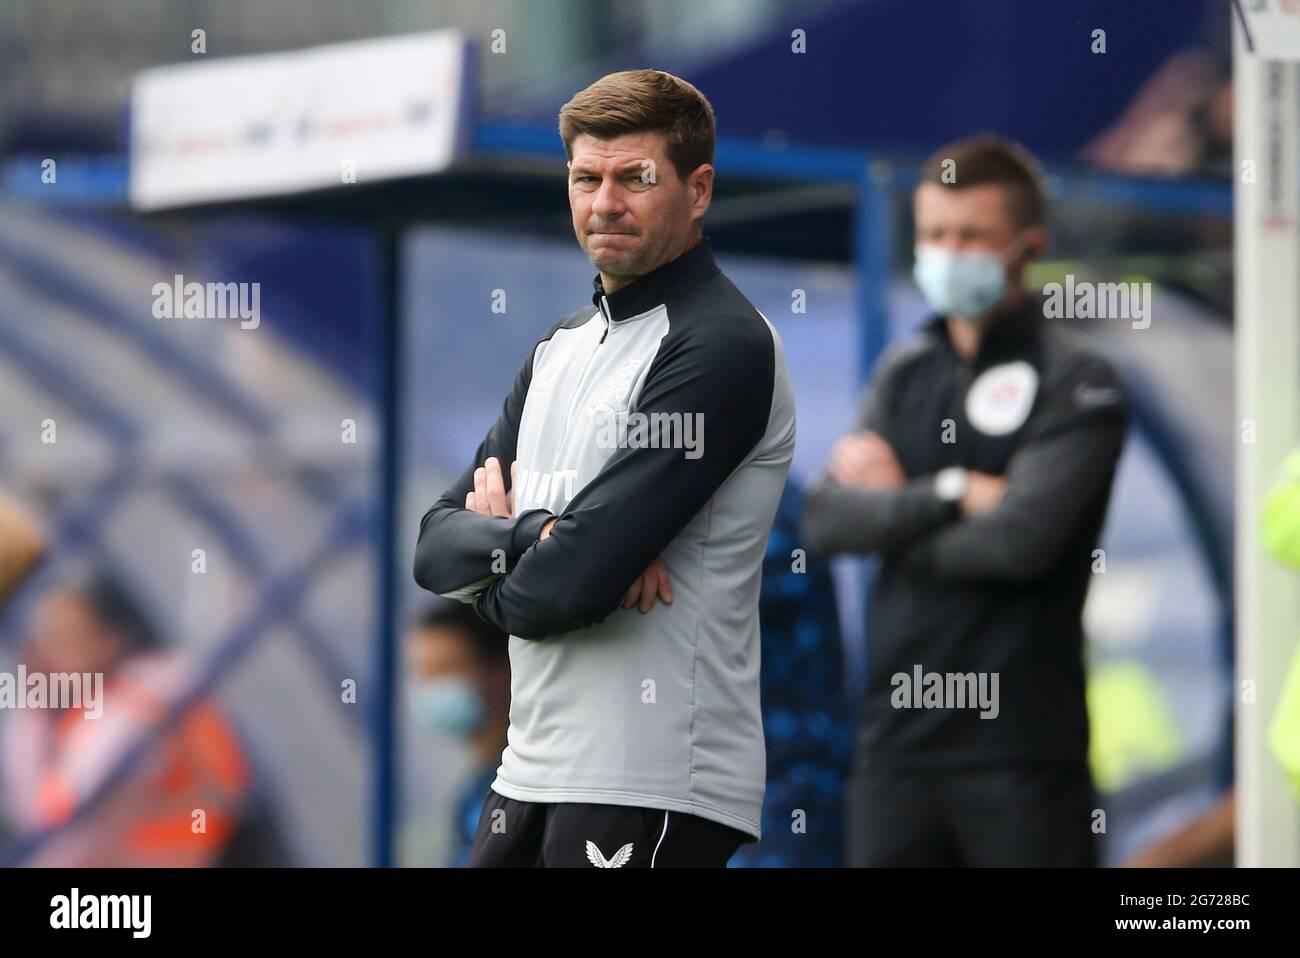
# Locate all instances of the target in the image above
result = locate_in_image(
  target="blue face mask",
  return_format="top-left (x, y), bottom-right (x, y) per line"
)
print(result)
top-left (912, 240), bottom-right (1020, 322)
top-left (410, 677), bottom-right (484, 739)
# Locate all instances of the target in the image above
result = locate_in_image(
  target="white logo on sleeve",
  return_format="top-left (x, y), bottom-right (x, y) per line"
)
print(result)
top-left (1073, 382), bottom-right (1122, 409)
top-left (585, 840), bottom-right (634, 868)
top-left (965, 361), bottom-right (1039, 436)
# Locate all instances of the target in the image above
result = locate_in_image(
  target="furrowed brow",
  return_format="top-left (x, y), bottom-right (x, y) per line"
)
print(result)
top-left (569, 160), bottom-right (652, 178)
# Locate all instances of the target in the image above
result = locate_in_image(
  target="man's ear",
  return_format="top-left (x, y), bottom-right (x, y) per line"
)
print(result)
top-left (689, 164), bottom-right (714, 216)
top-left (1022, 225), bottom-right (1048, 261)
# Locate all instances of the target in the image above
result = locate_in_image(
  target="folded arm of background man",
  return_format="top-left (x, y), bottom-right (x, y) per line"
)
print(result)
top-left (897, 355), bottom-right (1127, 585)
top-left (416, 316), bottom-right (779, 640)
top-left (802, 345), bottom-right (959, 556)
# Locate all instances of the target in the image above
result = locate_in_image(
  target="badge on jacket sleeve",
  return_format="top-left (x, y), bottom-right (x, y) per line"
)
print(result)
top-left (965, 361), bottom-right (1038, 436)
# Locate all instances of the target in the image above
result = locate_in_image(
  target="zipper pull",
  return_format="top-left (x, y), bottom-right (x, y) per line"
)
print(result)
top-left (599, 295), bottom-right (612, 343)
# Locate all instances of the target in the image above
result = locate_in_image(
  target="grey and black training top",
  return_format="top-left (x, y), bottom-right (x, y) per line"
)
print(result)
top-left (414, 238), bottom-right (796, 838)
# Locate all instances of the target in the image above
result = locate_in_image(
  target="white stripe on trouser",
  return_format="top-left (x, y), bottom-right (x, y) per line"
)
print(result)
top-left (650, 811), bottom-right (670, 868)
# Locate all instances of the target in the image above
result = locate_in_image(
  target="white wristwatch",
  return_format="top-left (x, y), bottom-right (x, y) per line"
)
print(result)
top-left (934, 467), bottom-right (969, 503)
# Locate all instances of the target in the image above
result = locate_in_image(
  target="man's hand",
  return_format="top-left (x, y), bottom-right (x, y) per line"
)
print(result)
top-left (961, 473), bottom-right (1007, 517)
top-left (828, 431), bottom-right (905, 489)
top-left (465, 457), bottom-right (514, 517)
top-left (620, 555), bottom-right (672, 613)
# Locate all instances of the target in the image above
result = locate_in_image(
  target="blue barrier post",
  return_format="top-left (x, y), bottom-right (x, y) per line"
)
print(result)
top-left (372, 230), bottom-right (402, 868)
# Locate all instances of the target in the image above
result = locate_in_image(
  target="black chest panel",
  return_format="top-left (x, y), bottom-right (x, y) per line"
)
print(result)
top-left (888, 336), bottom-right (1044, 479)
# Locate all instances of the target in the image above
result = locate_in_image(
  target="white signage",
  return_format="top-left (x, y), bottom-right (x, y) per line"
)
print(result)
top-left (1238, 0), bottom-right (1300, 60)
top-left (130, 30), bottom-right (473, 209)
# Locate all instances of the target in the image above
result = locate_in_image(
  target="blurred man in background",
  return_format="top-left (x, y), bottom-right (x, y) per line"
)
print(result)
top-left (804, 135), bottom-right (1128, 867)
top-left (0, 569), bottom-right (279, 866)
top-left (405, 602), bottom-right (510, 867)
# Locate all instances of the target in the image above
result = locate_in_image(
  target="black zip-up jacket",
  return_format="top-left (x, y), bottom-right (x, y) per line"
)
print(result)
top-left (802, 300), bottom-right (1127, 768)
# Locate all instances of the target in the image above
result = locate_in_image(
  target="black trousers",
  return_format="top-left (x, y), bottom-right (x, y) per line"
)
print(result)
top-left (847, 761), bottom-right (1099, 867)
top-left (468, 788), bottom-right (749, 868)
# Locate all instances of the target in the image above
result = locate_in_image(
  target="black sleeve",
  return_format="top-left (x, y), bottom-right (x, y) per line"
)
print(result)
top-left (897, 354), bottom-right (1128, 584)
top-left (473, 315), bottom-right (780, 639)
top-left (802, 474), bottom-right (958, 556)
top-left (801, 344), bottom-right (957, 556)
top-left (412, 344), bottom-right (555, 602)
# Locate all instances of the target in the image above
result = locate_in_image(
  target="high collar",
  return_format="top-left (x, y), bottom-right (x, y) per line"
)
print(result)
top-left (923, 296), bottom-right (1041, 367)
top-left (590, 237), bottom-right (720, 322)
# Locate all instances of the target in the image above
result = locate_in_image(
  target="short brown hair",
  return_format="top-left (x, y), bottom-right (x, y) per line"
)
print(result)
top-left (415, 601), bottom-right (508, 665)
top-left (559, 70), bottom-right (715, 181)
top-left (919, 135), bottom-right (1046, 228)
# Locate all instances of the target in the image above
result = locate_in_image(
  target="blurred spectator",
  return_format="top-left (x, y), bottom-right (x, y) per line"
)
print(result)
top-left (0, 568), bottom-right (281, 866)
top-left (405, 602), bottom-right (510, 868)
top-left (730, 481), bottom-right (853, 868)
top-left (1081, 23), bottom-right (1231, 180)
top-left (1126, 448), bottom-right (1300, 867)
top-left (1264, 451), bottom-right (1300, 802)
top-left (804, 136), bottom-right (1127, 866)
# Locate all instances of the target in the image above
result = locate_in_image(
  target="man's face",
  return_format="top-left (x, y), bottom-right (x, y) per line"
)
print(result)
top-left (24, 591), bottom-right (123, 676)
top-left (406, 626), bottom-right (477, 685)
top-left (913, 182), bottom-right (1023, 256)
top-left (568, 131), bottom-right (712, 282)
